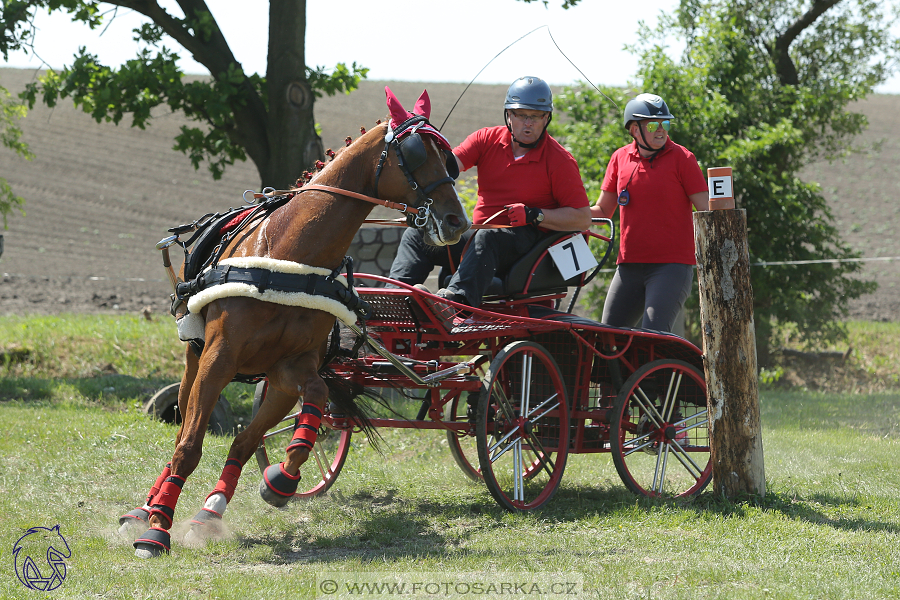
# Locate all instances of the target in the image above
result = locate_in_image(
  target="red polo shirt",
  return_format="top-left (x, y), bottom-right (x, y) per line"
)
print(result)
top-left (602, 139), bottom-right (707, 264)
top-left (454, 126), bottom-right (589, 226)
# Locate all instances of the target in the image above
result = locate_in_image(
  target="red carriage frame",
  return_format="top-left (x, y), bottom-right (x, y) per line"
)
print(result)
top-left (251, 221), bottom-right (712, 512)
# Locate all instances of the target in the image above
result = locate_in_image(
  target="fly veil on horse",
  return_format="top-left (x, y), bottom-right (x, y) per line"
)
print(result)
top-left (119, 88), bottom-right (470, 558)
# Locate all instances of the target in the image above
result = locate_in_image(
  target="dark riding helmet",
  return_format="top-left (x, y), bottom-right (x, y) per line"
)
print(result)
top-left (504, 76), bottom-right (553, 149)
top-left (504, 76), bottom-right (554, 112)
top-left (623, 93), bottom-right (675, 129)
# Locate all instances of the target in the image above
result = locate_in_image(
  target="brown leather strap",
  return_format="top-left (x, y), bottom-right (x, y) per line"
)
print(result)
top-left (253, 184), bottom-right (421, 215)
top-left (446, 208), bottom-right (512, 275)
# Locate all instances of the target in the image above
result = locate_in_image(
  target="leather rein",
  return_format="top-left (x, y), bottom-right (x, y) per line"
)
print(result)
top-left (250, 116), bottom-right (456, 229)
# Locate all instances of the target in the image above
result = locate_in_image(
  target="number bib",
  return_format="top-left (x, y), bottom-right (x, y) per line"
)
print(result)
top-left (547, 234), bottom-right (598, 280)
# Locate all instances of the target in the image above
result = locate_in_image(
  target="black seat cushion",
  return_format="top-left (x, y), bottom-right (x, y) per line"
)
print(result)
top-left (441, 231), bottom-right (586, 300)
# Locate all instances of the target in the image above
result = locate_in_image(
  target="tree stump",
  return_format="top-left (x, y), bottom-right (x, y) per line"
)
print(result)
top-left (693, 209), bottom-right (765, 497)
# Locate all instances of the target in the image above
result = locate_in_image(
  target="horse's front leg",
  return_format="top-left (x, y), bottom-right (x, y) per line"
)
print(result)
top-left (133, 341), bottom-right (234, 558)
top-left (118, 346), bottom-right (200, 540)
top-left (184, 384), bottom-right (301, 544)
top-left (258, 353), bottom-right (330, 508)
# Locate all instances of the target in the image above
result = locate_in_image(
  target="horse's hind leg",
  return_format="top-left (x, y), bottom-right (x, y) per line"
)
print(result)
top-left (118, 349), bottom-right (201, 540)
top-left (258, 354), bottom-right (329, 507)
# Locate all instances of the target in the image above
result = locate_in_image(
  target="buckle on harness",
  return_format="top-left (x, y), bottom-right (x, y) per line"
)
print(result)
top-left (413, 198), bottom-right (432, 228)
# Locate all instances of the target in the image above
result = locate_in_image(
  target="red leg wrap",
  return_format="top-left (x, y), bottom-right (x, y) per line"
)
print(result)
top-left (149, 475), bottom-right (185, 528)
top-left (145, 463), bottom-right (172, 506)
top-left (208, 458), bottom-right (243, 503)
top-left (287, 403), bottom-right (322, 451)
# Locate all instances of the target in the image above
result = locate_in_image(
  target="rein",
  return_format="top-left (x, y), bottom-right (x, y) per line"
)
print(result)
top-left (252, 184), bottom-right (426, 217)
top-left (249, 117), bottom-right (456, 228)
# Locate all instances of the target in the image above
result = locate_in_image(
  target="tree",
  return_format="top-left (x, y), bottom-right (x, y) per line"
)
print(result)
top-left (0, 0), bottom-right (582, 191)
top-left (0, 83), bottom-right (31, 227)
top-left (554, 0), bottom-right (899, 364)
top-left (0, 1), bottom-right (367, 188)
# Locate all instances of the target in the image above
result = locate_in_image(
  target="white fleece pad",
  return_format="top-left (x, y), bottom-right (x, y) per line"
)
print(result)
top-left (185, 257), bottom-right (358, 326)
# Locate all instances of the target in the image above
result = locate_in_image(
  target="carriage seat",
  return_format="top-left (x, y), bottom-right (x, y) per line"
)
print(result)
top-left (440, 231), bottom-right (589, 301)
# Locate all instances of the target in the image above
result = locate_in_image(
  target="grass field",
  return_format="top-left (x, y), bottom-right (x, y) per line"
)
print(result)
top-left (1, 316), bottom-right (899, 599)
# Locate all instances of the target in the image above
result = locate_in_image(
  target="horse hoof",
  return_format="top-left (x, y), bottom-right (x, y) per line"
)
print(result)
top-left (118, 507), bottom-right (150, 539)
top-left (259, 463), bottom-right (300, 508)
top-left (186, 508), bottom-right (224, 545)
top-left (133, 527), bottom-right (171, 558)
top-left (119, 507), bottom-right (150, 527)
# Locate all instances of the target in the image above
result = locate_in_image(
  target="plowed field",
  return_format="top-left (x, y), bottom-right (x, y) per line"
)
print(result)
top-left (0, 68), bottom-right (896, 322)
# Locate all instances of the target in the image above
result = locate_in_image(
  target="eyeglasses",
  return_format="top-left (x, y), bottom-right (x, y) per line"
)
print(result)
top-left (510, 111), bottom-right (548, 125)
top-left (644, 120), bottom-right (671, 133)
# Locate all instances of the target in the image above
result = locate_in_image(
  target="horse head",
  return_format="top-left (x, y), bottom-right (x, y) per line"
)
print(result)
top-left (379, 87), bottom-right (470, 246)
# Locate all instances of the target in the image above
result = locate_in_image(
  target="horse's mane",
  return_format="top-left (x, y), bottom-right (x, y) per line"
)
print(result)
top-left (294, 120), bottom-right (388, 187)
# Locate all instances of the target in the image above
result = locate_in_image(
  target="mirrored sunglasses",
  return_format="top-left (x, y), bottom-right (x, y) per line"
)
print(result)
top-left (645, 120), bottom-right (671, 133)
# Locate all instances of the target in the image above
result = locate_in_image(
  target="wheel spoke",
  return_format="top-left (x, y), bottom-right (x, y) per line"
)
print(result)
top-left (513, 441), bottom-right (524, 502)
top-left (521, 353), bottom-right (533, 416)
top-left (312, 442), bottom-right (328, 480)
top-left (526, 432), bottom-right (556, 477)
top-left (632, 391), bottom-right (664, 427)
top-left (491, 380), bottom-right (517, 422)
top-left (476, 341), bottom-right (569, 512)
top-left (262, 423), bottom-right (295, 440)
top-left (662, 371), bottom-right (683, 422)
top-left (611, 360), bottom-right (711, 499)
top-left (524, 393), bottom-right (559, 421)
top-left (668, 440), bottom-right (704, 480)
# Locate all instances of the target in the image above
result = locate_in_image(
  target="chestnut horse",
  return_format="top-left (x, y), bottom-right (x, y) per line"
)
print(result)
top-left (119, 89), bottom-right (469, 558)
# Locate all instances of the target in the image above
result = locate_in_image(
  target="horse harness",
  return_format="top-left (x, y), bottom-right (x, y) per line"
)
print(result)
top-left (160, 116), bottom-right (459, 366)
top-left (374, 114), bottom-right (459, 228)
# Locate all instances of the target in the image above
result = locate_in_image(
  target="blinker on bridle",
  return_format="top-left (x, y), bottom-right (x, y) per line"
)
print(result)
top-left (374, 115), bottom-right (458, 229)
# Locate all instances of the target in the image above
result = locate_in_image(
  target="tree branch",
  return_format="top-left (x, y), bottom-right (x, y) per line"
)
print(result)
top-left (113, 0), bottom-right (270, 173)
top-left (770, 0), bottom-right (842, 85)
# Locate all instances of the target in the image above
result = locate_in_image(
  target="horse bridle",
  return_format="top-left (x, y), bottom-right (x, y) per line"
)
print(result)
top-left (373, 115), bottom-right (459, 228)
top-left (244, 117), bottom-right (459, 229)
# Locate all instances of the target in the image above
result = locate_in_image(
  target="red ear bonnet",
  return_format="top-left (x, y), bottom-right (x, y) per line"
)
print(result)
top-left (384, 86), bottom-right (452, 152)
top-left (413, 90), bottom-right (431, 119)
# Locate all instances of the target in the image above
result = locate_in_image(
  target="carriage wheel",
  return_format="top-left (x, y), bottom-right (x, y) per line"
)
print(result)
top-left (446, 356), bottom-right (488, 482)
top-left (252, 380), bottom-right (351, 498)
top-left (610, 359), bottom-right (711, 498)
top-left (475, 341), bottom-right (569, 511)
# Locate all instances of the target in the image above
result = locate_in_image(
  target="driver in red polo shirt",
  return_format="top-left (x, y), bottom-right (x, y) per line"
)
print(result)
top-left (388, 76), bottom-right (591, 307)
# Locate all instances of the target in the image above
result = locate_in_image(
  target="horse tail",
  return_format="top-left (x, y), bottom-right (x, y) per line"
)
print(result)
top-left (319, 366), bottom-right (386, 452)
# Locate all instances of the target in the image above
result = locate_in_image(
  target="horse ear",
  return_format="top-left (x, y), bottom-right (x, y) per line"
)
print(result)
top-left (384, 86), bottom-right (410, 125)
top-left (413, 90), bottom-right (431, 119)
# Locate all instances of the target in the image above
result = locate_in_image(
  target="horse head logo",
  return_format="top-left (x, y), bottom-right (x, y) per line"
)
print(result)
top-left (12, 525), bottom-right (71, 591)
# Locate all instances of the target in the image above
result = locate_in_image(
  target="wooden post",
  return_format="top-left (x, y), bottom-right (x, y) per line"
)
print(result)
top-left (694, 168), bottom-right (765, 498)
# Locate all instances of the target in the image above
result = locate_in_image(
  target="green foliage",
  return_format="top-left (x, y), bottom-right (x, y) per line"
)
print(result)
top-left (455, 175), bottom-right (479, 216)
top-left (555, 0), bottom-right (899, 356)
top-left (0, 84), bottom-right (31, 227)
top-left (2, 1), bottom-right (368, 182)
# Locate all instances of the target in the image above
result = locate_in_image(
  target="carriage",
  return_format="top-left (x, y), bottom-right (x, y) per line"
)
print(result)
top-left (250, 224), bottom-right (712, 512)
top-left (124, 88), bottom-right (710, 558)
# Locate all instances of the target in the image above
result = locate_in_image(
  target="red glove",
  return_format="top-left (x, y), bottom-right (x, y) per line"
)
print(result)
top-left (505, 203), bottom-right (540, 227)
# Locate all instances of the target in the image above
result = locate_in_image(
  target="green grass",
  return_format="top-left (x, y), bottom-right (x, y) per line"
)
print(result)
top-left (1, 315), bottom-right (899, 598)
top-left (1, 391), bottom-right (899, 599)
top-left (772, 320), bottom-right (900, 392)
top-left (0, 314), bottom-right (257, 420)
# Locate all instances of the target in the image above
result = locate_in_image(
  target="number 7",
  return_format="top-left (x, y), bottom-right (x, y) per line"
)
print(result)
top-left (562, 242), bottom-right (580, 271)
